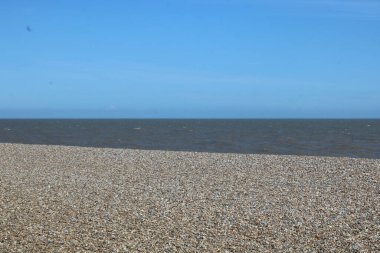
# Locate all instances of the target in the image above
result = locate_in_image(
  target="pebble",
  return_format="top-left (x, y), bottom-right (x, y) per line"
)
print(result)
top-left (0, 143), bottom-right (379, 252)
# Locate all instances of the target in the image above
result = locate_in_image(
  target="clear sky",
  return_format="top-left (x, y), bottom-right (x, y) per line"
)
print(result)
top-left (0, 0), bottom-right (379, 118)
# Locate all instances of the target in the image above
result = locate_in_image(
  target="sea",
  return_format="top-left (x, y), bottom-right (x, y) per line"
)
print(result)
top-left (0, 119), bottom-right (379, 159)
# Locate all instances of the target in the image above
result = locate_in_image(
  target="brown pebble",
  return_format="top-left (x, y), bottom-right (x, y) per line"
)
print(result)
top-left (0, 143), bottom-right (379, 252)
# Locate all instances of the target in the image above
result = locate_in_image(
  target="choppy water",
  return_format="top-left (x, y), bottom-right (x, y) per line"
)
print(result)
top-left (0, 119), bottom-right (379, 158)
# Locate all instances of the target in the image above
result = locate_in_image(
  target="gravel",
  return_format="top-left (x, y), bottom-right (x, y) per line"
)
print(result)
top-left (0, 143), bottom-right (379, 252)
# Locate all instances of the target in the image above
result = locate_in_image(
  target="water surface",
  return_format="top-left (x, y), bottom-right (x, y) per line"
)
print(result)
top-left (1, 119), bottom-right (379, 158)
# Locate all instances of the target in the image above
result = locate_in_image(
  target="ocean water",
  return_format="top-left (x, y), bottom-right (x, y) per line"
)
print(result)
top-left (0, 119), bottom-right (379, 158)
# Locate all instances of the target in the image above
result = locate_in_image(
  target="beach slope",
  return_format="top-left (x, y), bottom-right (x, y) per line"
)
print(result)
top-left (0, 143), bottom-right (379, 252)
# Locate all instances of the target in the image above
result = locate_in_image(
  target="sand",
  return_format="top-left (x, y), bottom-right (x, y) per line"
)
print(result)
top-left (0, 143), bottom-right (379, 252)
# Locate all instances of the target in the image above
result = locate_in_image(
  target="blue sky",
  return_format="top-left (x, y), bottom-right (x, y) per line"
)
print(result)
top-left (0, 0), bottom-right (379, 118)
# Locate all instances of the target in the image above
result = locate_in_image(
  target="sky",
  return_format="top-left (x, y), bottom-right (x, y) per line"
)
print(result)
top-left (0, 0), bottom-right (379, 118)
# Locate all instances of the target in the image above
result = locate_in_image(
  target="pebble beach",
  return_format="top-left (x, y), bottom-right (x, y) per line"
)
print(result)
top-left (0, 143), bottom-right (379, 252)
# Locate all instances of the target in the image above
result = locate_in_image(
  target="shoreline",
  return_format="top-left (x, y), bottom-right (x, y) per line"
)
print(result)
top-left (1, 143), bottom-right (379, 252)
top-left (1, 142), bottom-right (379, 160)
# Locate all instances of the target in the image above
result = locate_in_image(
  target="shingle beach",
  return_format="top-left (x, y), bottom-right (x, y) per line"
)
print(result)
top-left (0, 143), bottom-right (379, 252)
